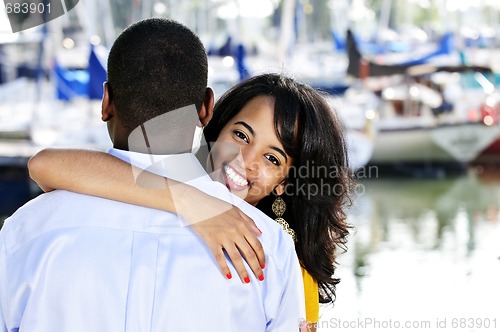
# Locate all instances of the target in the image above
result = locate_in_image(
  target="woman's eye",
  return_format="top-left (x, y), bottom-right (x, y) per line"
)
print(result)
top-left (266, 154), bottom-right (281, 166)
top-left (233, 130), bottom-right (248, 142)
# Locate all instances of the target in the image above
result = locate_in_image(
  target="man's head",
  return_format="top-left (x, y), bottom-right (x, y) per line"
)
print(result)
top-left (101, 18), bottom-right (213, 151)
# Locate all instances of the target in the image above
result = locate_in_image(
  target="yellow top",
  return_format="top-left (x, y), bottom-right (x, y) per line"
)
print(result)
top-left (301, 266), bottom-right (319, 323)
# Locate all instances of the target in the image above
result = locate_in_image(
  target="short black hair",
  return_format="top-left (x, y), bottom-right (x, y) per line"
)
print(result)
top-left (107, 18), bottom-right (208, 130)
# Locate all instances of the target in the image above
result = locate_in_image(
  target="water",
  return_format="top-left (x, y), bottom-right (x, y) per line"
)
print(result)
top-left (319, 167), bottom-right (500, 331)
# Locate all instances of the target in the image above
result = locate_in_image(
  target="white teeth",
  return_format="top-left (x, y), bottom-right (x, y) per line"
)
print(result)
top-left (224, 165), bottom-right (249, 186)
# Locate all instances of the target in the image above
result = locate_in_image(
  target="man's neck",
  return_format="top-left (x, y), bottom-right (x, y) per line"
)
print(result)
top-left (124, 106), bottom-right (200, 156)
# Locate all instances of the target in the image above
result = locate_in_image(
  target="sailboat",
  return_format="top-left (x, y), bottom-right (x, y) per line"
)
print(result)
top-left (345, 29), bottom-right (492, 79)
top-left (0, 2), bottom-right (112, 214)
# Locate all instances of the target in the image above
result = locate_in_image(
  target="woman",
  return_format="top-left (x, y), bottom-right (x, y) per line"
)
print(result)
top-left (29, 74), bottom-right (353, 327)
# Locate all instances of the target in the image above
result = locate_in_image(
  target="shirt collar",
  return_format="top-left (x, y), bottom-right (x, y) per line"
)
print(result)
top-left (108, 148), bottom-right (212, 184)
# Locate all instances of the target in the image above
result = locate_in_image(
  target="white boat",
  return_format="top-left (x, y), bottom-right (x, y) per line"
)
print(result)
top-left (0, 80), bottom-right (109, 143)
top-left (331, 71), bottom-right (500, 169)
top-left (346, 129), bottom-right (374, 171)
top-left (327, 88), bottom-right (376, 171)
top-left (0, 21), bottom-right (112, 154)
top-left (371, 120), bottom-right (500, 164)
top-left (372, 76), bottom-right (500, 165)
top-left (0, 49), bottom-right (110, 147)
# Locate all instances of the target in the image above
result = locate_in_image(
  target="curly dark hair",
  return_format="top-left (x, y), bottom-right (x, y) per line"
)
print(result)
top-left (204, 73), bottom-right (353, 304)
top-left (106, 18), bottom-right (208, 130)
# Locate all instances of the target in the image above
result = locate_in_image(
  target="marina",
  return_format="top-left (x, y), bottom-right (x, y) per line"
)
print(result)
top-left (1, 0), bottom-right (500, 329)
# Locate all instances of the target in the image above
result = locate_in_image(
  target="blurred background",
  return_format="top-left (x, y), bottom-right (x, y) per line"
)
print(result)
top-left (1, 0), bottom-right (500, 330)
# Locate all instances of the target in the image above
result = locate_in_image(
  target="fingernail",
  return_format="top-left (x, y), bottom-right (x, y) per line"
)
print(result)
top-left (244, 276), bottom-right (250, 283)
top-left (260, 264), bottom-right (265, 269)
top-left (258, 274), bottom-right (264, 281)
top-left (226, 272), bottom-right (232, 279)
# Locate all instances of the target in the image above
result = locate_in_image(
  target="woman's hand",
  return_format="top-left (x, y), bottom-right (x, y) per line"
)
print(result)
top-left (176, 186), bottom-right (266, 283)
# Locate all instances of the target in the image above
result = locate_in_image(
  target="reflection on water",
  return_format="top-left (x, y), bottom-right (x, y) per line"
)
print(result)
top-left (320, 168), bottom-right (500, 332)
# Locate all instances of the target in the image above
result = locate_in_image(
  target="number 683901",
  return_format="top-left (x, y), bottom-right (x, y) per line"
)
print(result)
top-left (5, 2), bottom-right (51, 14)
top-left (451, 318), bottom-right (497, 329)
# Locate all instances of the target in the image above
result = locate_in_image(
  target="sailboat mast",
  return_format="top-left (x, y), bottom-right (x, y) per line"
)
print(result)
top-left (278, 0), bottom-right (296, 65)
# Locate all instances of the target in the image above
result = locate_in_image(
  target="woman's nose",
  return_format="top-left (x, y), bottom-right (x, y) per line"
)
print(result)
top-left (241, 147), bottom-right (259, 171)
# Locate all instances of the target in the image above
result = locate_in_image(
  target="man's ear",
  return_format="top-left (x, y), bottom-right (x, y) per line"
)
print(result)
top-left (101, 82), bottom-right (115, 122)
top-left (198, 87), bottom-right (214, 126)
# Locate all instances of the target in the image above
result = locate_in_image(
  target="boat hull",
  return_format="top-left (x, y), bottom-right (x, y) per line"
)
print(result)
top-left (370, 122), bottom-right (500, 164)
top-left (346, 130), bottom-right (374, 171)
top-left (474, 137), bottom-right (500, 164)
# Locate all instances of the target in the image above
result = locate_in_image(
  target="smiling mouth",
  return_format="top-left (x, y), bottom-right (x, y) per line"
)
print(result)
top-left (223, 164), bottom-right (250, 191)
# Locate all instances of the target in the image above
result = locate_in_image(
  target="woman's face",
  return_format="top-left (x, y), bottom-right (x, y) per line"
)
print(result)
top-left (208, 95), bottom-right (293, 205)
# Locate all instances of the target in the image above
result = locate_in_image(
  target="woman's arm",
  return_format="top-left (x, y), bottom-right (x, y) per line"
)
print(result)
top-left (28, 148), bottom-right (265, 283)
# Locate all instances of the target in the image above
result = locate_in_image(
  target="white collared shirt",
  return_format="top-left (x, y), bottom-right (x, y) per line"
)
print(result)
top-left (0, 149), bottom-right (305, 332)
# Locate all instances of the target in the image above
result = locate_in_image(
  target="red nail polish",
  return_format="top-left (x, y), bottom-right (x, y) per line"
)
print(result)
top-left (244, 276), bottom-right (250, 283)
top-left (226, 272), bottom-right (232, 279)
top-left (258, 274), bottom-right (264, 281)
top-left (260, 264), bottom-right (265, 269)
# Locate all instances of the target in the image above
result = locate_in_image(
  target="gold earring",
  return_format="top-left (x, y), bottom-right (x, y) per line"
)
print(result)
top-left (272, 195), bottom-right (297, 242)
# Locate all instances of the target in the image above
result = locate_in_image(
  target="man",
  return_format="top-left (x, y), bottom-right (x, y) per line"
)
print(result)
top-left (0, 18), bottom-right (305, 331)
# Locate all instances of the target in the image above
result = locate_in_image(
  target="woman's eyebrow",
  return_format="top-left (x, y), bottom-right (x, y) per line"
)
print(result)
top-left (234, 121), bottom-right (254, 136)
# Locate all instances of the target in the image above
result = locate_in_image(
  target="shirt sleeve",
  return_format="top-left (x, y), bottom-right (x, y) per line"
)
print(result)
top-left (267, 240), bottom-right (306, 332)
top-left (0, 234), bottom-right (9, 332)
